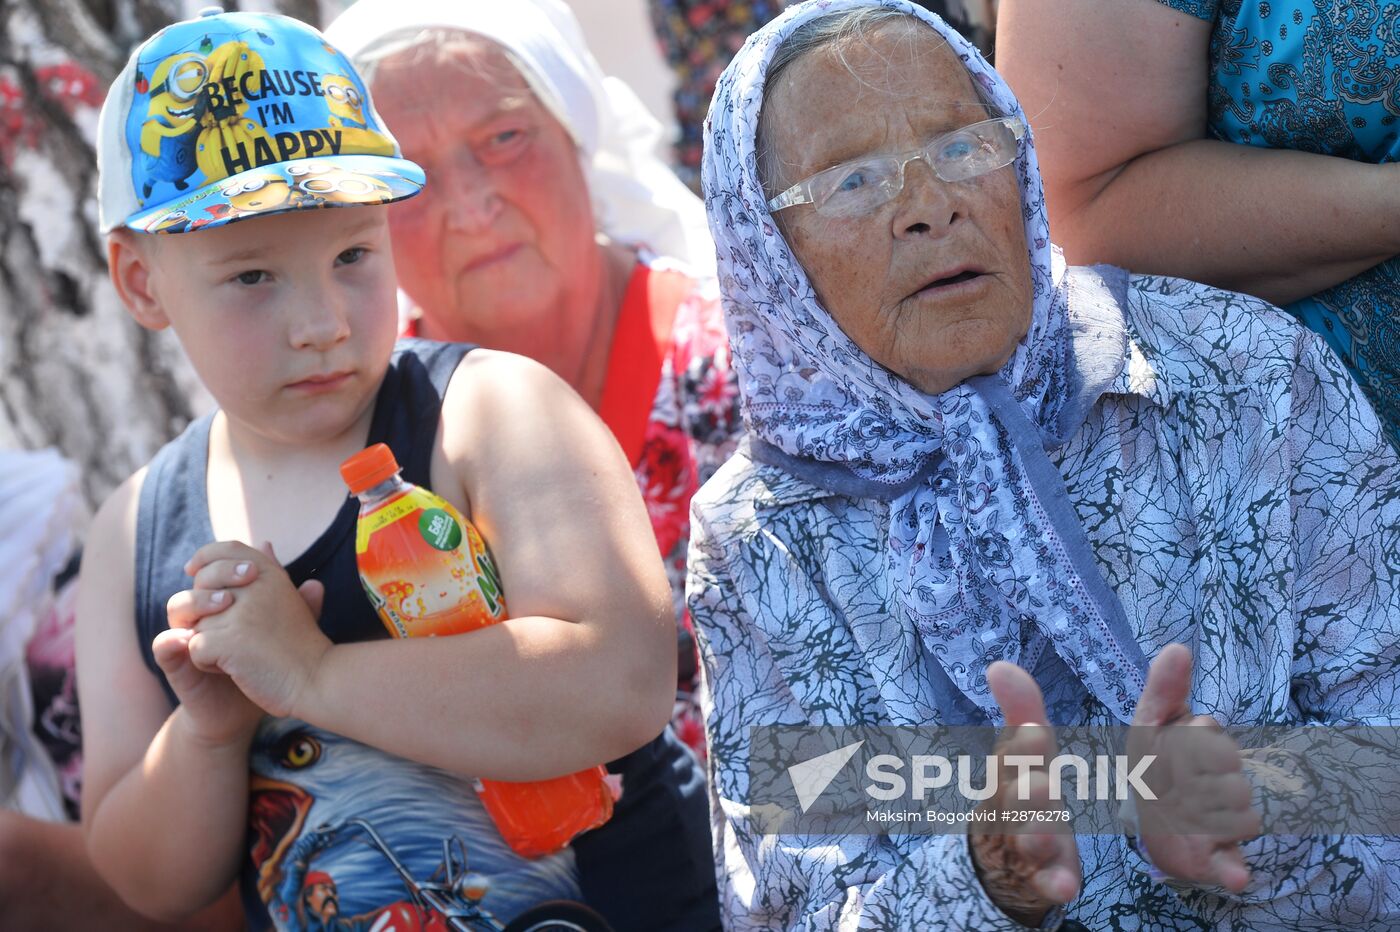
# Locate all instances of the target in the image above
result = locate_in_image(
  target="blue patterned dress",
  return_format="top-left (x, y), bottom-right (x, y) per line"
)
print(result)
top-left (1156, 0), bottom-right (1400, 450)
top-left (687, 274), bottom-right (1400, 929)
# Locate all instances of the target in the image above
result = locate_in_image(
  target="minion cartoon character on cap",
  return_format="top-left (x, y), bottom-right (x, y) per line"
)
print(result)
top-left (214, 161), bottom-right (395, 220)
top-left (138, 52), bottom-right (208, 195)
top-left (220, 172), bottom-right (296, 215)
top-left (287, 160), bottom-right (393, 205)
top-left (148, 208), bottom-right (193, 233)
top-left (98, 6), bottom-right (424, 235)
top-left (321, 74), bottom-right (367, 130)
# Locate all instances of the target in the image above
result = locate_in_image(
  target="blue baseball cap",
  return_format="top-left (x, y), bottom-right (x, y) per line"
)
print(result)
top-left (96, 6), bottom-right (424, 234)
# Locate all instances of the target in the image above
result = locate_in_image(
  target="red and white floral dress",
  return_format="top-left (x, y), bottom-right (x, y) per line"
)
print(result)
top-left (403, 253), bottom-right (742, 757)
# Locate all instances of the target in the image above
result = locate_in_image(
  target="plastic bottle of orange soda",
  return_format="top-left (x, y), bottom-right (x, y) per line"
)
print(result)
top-left (340, 443), bottom-right (614, 858)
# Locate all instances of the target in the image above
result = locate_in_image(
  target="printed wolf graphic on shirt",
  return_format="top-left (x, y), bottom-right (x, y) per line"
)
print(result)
top-left (246, 718), bottom-right (580, 932)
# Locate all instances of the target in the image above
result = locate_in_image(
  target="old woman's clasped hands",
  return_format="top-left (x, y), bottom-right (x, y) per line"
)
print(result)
top-left (976, 646), bottom-right (1261, 926)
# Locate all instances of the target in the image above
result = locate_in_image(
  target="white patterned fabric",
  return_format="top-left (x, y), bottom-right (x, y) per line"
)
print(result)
top-left (689, 0), bottom-right (1400, 927)
top-left (701, 0), bottom-right (1146, 723)
top-left (689, 276), bottom-right (1400, 928)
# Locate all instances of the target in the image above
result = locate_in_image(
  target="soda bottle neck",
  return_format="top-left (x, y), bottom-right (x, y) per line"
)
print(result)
top-left (356, 472), bottom-right (408, 505)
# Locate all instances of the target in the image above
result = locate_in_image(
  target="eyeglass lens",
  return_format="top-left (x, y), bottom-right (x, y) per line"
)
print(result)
top-left (813, 118), bottom-right (1019, 217)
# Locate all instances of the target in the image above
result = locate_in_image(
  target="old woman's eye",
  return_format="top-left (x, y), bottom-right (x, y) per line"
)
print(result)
top-left (937, 136), bottom-right (977, 161)
top-left (479, 127), bottom-right (529, 165)
top-left (836, 169), bottom-right (871, 192)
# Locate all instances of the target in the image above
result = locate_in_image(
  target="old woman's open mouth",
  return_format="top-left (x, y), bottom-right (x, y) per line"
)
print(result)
top-left (908, 265), bottom-right (987, 299)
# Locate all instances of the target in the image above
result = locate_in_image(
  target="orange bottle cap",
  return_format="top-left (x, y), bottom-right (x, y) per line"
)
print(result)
top-left (340, 443), bottom-right (401, 494)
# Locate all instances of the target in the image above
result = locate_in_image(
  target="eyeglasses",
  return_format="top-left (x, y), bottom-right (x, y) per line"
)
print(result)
top-left (766, 116), bottom-right (1026, 218)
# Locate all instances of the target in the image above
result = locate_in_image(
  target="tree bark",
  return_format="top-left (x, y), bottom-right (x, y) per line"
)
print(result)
top-left (0, 0), bottom-right (324, 507)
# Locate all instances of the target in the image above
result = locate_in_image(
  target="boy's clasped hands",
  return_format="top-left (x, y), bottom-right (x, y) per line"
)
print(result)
top-left (158, 541), bottom-right (327, 745)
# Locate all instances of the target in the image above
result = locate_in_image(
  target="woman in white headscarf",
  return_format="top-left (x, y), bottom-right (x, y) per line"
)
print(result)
top-left (688, 0), bottom-right (1400, 928)
top-left (326, 0), bottom-right (737, 762)
top-left (323, 3), bottom-right (730, 929)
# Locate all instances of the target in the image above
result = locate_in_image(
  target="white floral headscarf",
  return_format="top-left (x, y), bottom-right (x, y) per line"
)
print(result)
top-left (702, 0), bottom-right (1147, 721)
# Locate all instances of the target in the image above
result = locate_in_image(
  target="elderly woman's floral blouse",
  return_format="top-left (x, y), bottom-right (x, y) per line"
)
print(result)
top-left (687, 275), bottom-right (1400, 930)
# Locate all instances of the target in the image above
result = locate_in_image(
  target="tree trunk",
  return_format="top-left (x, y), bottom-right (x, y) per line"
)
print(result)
top-left (0, 0), bottom-right (324, 507)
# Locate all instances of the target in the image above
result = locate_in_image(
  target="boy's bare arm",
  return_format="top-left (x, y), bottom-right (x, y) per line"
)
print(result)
top-left (75, 472), bottom-right (252, 921)
top-left (338, 351), bottom-right (676, 775)
top-left (184, 351), bottom-right (678, 780)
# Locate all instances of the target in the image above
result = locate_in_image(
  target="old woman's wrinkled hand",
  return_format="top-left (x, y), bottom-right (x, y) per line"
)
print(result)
top-left (1128, 644), bottom-right (1261, 892)
top-left (971, 661), bottom-right (1082, 927)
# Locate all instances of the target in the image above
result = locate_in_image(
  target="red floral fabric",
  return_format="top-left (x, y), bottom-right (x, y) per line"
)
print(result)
top-left (621, 256), bottom-right (741, 759)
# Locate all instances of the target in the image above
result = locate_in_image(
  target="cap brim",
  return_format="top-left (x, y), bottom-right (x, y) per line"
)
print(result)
top-left (125, 154), bottom-right (425, 234)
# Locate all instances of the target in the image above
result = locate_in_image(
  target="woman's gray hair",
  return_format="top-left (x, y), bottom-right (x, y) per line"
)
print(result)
top-left (765, 7), bottom-right (917, 95)
top-left (756, 6), bottom-right (990, 198)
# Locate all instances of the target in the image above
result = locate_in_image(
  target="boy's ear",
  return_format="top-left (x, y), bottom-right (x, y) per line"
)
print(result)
top-left (107, 229), bottom-right (170, 331)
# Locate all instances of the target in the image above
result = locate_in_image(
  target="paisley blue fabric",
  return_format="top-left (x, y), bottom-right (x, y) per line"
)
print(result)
top-left (688, 276), bottom-right (1400, 929)
top-left (688, 0), bottom-right (1400, 926)
top-left (1156, 0), bottom-right (1400, 451)
top-left (700, 0), bottom-right (1149, 727)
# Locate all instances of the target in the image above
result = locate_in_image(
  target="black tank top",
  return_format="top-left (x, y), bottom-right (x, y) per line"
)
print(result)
top-left (133, 339), bottom-right (719, 931)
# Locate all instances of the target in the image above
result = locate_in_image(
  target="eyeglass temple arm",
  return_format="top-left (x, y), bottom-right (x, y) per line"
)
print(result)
top-left (767, 184), bottom-right (809, 212)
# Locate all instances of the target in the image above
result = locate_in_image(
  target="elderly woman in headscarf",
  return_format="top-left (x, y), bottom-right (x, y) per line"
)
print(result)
top-left (687, 0), bottom-right (1400, 928)
top-left (325, 0), bottom-right (739, 758)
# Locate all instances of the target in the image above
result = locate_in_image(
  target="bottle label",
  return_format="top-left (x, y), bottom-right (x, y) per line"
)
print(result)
top-left (355, 486), bottom-right (508, 636)
top-left (355, 495), bottom-right (417, 554)
top-left (419, 508), bottom-right (463, 551)
top-left (359, 576), bottom-right (408, 638)
top-left (469, 524), bottom-right (505, 616)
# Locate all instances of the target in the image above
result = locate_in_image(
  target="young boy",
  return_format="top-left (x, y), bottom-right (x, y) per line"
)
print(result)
top-left (79, 9), bottom-right (717, 930)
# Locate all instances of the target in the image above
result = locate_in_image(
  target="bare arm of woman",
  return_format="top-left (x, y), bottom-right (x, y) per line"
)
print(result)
top-left (996, 0), bottom-right (1400, 306)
